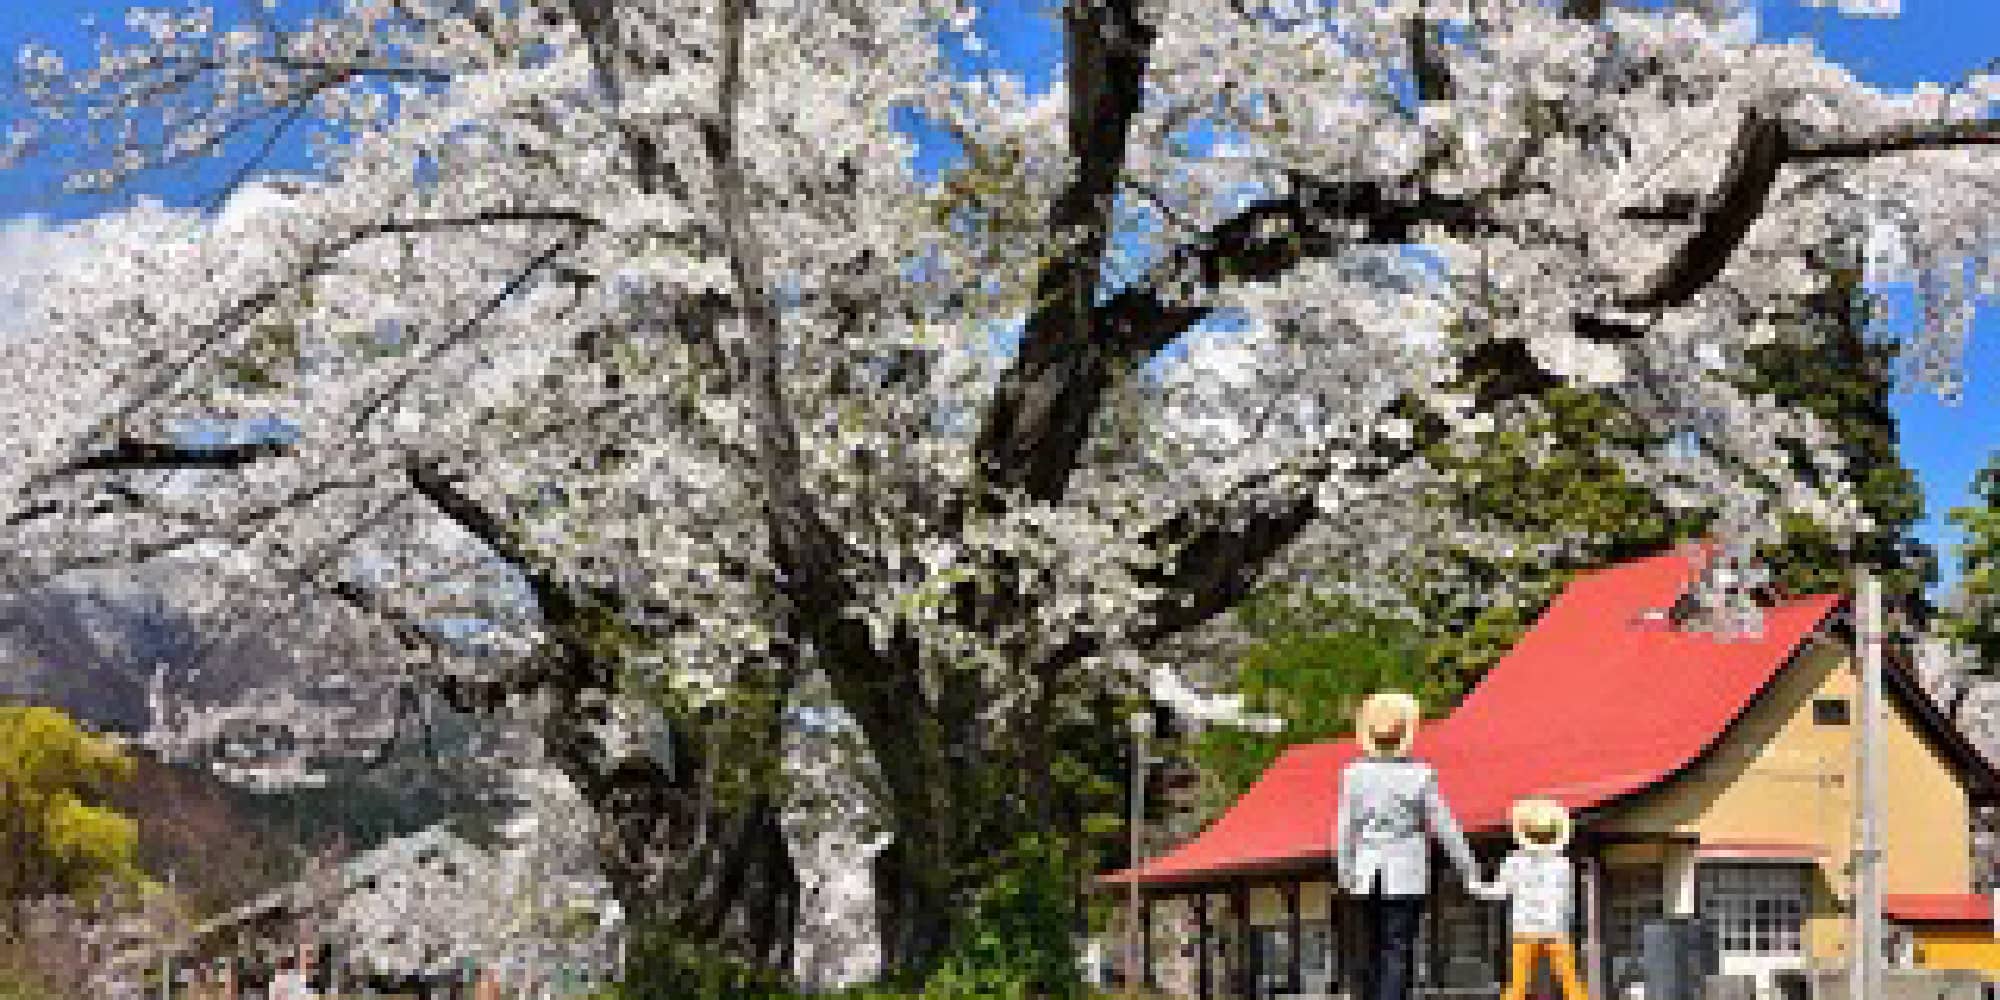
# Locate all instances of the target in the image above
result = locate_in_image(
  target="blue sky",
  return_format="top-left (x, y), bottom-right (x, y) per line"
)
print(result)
top-left (1752, 1), bottom-right (2000, 593)
top-left (2, 0), bottom-right (1995, 590)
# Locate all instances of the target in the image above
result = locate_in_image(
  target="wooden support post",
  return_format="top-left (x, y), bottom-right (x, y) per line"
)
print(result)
top-left (1197, 893), bottom-right (1212, 1000)
top-left (1285, 882), bottom-right (1302, 995)
top-left (1330, 880), bottom-right (1345, 995)
top-left (1854, 567), bottom-right (1886, 1000)
top-left (1142, 894), bottom-right (1155, 990)
top-left (1426, 878), bottom-right (1442, 991)
top-left (1583, 851), bottom-right (1605, 1000)
top-left (1234, 883), bottom-right (1254, 1000)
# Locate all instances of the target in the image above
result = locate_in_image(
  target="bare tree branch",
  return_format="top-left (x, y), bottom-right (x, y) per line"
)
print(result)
top-left (403, 455), bottom-right (554, 597)
top-left (22, 209), bottom-right (598, 499)
top-left (1098, 179), bottom-right (1489, 360)
top-left (956, 177), bottom-right (1490, 526)
top-left (60, 438), bottom-right (294, 475)
top-left (200, 97), bottom-right (316, 215)
top-left (1582, 113), bottom-right (1999, 338)
top-left (1617, 111), bottom-right (1789, 313)
top-left (1790, 118), bottom-right (2000, 161)
top-left (352, 227), bottom-right (589, 430)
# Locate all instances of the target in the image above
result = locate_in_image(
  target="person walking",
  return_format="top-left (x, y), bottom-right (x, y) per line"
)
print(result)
top-left (1476, 798), bottom-right (1590, 1000)
top-left (1334, 690), bottom-right (1484, 1000)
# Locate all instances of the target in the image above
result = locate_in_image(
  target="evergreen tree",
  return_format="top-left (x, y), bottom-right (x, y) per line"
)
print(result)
top-left (1188, 593), bottom-right (1440, 807)
top-left (1945, 455), bottom-right (2000, 673)
top-left (1414, 383), bottom-right (1708, 686)
top-left (1734, 247), bottom-right (1933, 614)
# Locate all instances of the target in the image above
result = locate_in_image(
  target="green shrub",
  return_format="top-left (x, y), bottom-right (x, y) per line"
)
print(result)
top-left (604, 833), bottom-right (1089, 1000)
top-left (919, 832), bottom-right (1087, 1000)
top-left (604, 927), bottom-right (796, 1000)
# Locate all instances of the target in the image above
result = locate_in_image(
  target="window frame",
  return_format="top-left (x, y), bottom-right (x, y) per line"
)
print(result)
top-left (1813, 697), bottom-right (1852, 726)
top-left (1697, 862), bottom-right (1809, 958)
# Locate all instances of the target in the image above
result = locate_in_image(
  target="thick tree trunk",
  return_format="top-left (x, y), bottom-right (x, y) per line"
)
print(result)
top-left (538, 688), bottom-right (798, 974)
top-left (857, 673), bottom-right (1088, 983)
top-left (508, 581), bottom-right (799, 987)
top-left (873, 825), bottom-right (961, 982)
top-left (859, 706), bottom-right (968, 980)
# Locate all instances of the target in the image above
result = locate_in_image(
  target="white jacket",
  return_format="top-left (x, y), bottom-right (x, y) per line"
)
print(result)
top-left (1333, 757), bottom-right (1479, 898)
top-left (1480, 847), bottom-right (1575, 936)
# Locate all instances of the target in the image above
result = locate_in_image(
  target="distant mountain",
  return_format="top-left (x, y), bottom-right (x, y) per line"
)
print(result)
top-left (0, 574), bottom-right (510, 914)
top-left (0, 569), bottom-right (336, 731)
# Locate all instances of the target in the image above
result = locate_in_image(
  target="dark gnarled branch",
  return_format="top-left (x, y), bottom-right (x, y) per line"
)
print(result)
top-left (969, 0), bottom-right (1158, 507)
top-left (1617, 111), bottom-right (1788, 313)
top-left (1584, 113), bottom-right (2000, 339)
top-left (61, 438), bottom-right (292, 475)
top-left (1790, 119), bottom-right (2000, 161)
top-left (699, 0), bottom-right (851, 622)
top-left (1101, 180), bottom-right (1488, 360)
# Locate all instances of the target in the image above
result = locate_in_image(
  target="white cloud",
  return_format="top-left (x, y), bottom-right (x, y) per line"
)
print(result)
top-left (0, 214), bottom-right (118, 347)
top-left (1799, 0), bottom-right (1901, 17)
top-left (0, 217), bottom-right (69, 336)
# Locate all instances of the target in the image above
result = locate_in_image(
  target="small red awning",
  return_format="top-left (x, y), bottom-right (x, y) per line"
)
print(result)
top-left (1886, 893), bottom-right (1995, 924)
top-left (1695, 840), bottom-right (1829, 862)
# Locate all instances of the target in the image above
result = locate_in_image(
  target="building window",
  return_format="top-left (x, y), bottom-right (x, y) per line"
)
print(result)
top-left (1433, 885), bottom-right (1502, 988)
top-left (1606, 865), bottom-right (1665, 991)
top-left (1252, 927), bottom-right (1292, 999)
top-left (1245, 920), bottom-right (1339, 997)
top-left (1698, 864), bottom-right (1807, 956)
top-left (1814, 698), bottom-right (1851, 726)
top-left (1300, 919), bottom-right (1335, 993)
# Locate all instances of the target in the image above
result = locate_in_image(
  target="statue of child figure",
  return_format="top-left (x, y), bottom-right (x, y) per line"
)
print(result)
top-left (1474, 797), bottom-right (1591, 1000)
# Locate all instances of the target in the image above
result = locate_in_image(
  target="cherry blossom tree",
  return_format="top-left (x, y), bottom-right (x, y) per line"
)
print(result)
top-left (328, 766), bottom-right (621, 985)
top-left (5, 0), bottom-right (1998, 981)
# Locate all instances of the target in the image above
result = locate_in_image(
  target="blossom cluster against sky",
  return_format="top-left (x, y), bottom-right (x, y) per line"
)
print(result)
top-left (1751, 3), bottom-right (2000, 594)
top-left (1, 0), bottom-right (1994, 591)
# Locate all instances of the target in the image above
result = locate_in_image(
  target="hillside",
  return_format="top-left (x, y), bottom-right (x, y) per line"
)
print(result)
top-left (0, 575), bottom-right (505, 917)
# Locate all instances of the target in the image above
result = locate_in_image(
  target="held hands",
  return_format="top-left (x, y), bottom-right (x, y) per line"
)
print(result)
top-left (1470, 877), bottom-right (1509, 902)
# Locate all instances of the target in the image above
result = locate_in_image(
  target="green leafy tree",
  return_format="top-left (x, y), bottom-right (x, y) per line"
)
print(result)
top-left (1733, 251), bottom-right (1932, 610)
top-left (0, 705), bottom-right (141, 933)
top-left (1186, 595), bottom-right (1446, 806)
top-left (1414, 384), bottom-right (1707, 685)
top-left (1945, 455), bottom-right (2000, 673)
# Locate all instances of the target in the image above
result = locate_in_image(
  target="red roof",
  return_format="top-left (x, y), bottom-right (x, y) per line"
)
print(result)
top-left (1104, 547), bottom-right (1848, 887)
top-left (1886, 894), bottom-right (1996, 924)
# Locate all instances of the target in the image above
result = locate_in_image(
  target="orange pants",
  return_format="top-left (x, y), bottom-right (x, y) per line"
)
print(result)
top-left (1501, 935), bottom-right (1589, 1000)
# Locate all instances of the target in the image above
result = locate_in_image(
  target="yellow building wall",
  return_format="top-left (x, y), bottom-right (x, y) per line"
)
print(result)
top-left (1912, 926), bottom-right (2000, 975)
top-left (1593, 638), bottom-right (1975, 963)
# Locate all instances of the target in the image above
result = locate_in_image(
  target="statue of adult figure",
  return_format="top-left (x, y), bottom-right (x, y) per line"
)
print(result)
top-left (1334, 691), bottom-right (1482, 1000)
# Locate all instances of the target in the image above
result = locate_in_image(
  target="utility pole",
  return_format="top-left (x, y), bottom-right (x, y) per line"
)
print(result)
top-left (161, 866), bottom-right (177, 1000)
top-left (1851, 568), bottom-right (1885, 1000)
top-left (1127, 710), bottom-right (1154, 1000)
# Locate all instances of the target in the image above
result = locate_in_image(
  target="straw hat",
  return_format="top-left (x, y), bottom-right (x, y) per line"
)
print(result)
top-left (1510, 798), bottom-right (1573, 851)
top-left (1356, 691), bottom-right (1420, 758)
